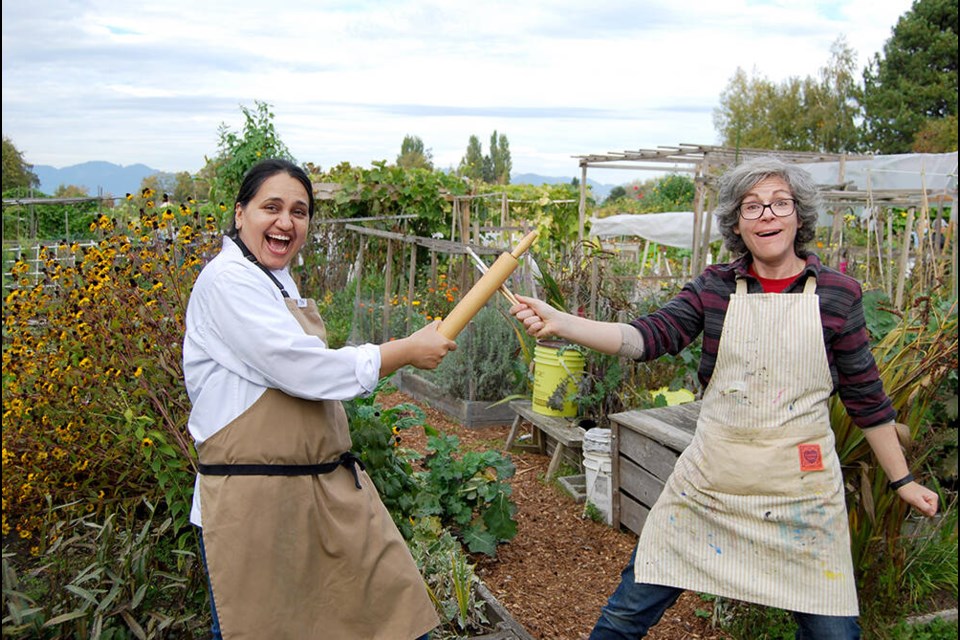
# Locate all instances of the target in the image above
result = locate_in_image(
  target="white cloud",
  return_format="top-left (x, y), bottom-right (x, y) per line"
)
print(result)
top-left (2, 0), bottom-right (915, 178)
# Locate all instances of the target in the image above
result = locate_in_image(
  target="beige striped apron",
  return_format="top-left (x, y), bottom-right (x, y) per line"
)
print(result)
top-left (198, 298), bottom-right (439, 639)
top-left (634, 276), bottom-right (858, 616)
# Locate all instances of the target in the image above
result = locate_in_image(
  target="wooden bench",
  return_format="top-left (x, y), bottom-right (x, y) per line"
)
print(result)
top-left (608, 402), bottom-right (700, 536)
top-left (504, 400), bottom-right (586, 481)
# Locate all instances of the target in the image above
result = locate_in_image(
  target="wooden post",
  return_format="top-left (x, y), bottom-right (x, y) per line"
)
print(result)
top-left (589, 249), bottom-right (599, 318)
top-left (352, 238), bottom-right (366, 343)
top-left (382, 239), bottom-right (394, 342)
top-left (690, 164), bottom-right (705, 276)
top-left (501, 191), bottom-right (508, 228)
top-left (406, 243), bottom-right (417, 333)
top-left (578, 163), bottom-right (588, 243)
top-left (699, 190), bottom-right (713, 267)
top-left (895, 207), bottom-right (915, 310)
top-left (951, 210), bottom-right (958, 301)
top-left (886, 211), bottom-right (894, 299)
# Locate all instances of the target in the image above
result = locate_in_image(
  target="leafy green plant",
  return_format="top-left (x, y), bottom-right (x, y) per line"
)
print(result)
top-left (2, 203), bottom-right (212, 552)
top-left (407, 518), bottom-right (491, 639)
top-left (415, 433), bottom-right (518, 556)
top-left (419, 306), bottom-right (532, 402)
top-left (1, 499), bottom-right (206, 639)
top-left (203, 101), bottom-right (295, 224)
top-left (344, 378), bottom-right (426, 539)
top-left (830, 293), bottom-right (958, 623)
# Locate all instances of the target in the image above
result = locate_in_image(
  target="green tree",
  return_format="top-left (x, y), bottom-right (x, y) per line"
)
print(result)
top-left (459, 131), bottom-right (512, 184)
top-left (202, 101), bottom-right (295, 220)
top-left (713, 38), bottom-right (863, 153)
top-left (2, 136), bottom-right (40, 194)
top-left (605, 185), bottom-right (627, 204)
top-left (861, 0), bottom-right (959, 153)
top-left (396, 135), bottom-right (434, 170)
top-left (490, 131), bottom-right (512, 184)
top-left (912, 114), bottom-right (959, 151)
top-left (459, 135), bottom-right (484, 181)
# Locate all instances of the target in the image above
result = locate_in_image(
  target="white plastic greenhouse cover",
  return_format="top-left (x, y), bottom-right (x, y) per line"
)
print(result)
top-left (796, 152), bottom-right (958, 193)
top-left (587, 211), bottom-right (723, 250)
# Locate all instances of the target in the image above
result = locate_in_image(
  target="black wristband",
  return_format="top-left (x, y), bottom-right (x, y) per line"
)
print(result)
top-left (888, 472), bottom-right (914, 491)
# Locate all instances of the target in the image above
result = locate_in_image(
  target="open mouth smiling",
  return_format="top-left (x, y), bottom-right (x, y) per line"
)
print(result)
top-left (267, 233), bottom-right (292, 252)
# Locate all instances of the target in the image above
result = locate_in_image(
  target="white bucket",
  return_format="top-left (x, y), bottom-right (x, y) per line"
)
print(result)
top-left (583, 450), bottom-right (613, 525)
top-left (583, 427), bottom-right (612, 454)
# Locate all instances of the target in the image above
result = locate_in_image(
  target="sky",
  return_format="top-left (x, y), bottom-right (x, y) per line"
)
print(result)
top-left (2, 0), bottom-right (915, 184)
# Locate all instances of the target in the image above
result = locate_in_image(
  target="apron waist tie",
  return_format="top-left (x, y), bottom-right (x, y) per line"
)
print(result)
top-left (198, 451), bottom-right (366, 489)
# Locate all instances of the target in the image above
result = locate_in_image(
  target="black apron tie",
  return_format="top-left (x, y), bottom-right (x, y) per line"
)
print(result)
top-left (198, 451), bottom-right (367, 490)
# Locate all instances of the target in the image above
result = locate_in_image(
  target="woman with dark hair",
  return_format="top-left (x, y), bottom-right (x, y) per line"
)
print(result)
top-left (511, 156), bottom-right (938, 639)
top-left (183, 158), bottom-right (455, 639)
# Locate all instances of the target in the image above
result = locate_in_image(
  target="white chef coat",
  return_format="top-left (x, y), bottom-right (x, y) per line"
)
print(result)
top-left (183, 236), bottom-right (381, 526)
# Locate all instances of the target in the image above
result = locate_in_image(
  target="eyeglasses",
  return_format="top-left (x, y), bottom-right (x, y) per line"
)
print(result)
top-left (738, 198), bottom-right (796, 220)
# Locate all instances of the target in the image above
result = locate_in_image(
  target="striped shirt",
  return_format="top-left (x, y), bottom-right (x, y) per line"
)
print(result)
top-left (629, 253), bottom-right (895, 428)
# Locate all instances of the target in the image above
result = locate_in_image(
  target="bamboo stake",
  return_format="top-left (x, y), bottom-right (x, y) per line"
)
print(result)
top-left (895, 207), bottom-right (915, 310)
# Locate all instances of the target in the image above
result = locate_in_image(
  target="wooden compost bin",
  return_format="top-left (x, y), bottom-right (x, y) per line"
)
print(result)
top-left (608, 402), bottom-right (701, 536)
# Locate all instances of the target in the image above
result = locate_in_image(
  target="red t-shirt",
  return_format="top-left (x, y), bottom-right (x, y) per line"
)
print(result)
top-left (748, 264), bottom-right (801, 293)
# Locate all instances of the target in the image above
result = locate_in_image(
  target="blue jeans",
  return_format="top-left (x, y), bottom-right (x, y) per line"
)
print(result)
top-left (198, 532), bottom-right (223, 640)
top-left (589, 546), bottom-right (861, 640)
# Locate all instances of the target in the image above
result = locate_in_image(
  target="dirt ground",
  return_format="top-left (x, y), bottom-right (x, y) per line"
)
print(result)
top-left (381, 390), bottom-right (733, 640)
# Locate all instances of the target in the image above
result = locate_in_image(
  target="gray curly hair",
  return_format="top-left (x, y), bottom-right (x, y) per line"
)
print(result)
top-left (714, 156), bottom-right (821, 257)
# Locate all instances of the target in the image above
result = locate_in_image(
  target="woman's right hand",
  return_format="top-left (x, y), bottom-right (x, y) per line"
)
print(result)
top-left (405, 320), bottom-right (457, 370)
top-left (510, 294), bottom-right (565, 340)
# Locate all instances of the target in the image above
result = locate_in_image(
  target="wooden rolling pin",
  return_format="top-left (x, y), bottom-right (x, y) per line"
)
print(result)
top-left (438, 230), bottom-right (538, 340)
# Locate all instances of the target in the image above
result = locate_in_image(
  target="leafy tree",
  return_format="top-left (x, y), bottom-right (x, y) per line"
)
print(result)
top-left (605, 185), bottom-right (627, 203)
top-left (714, 39), bottom-right (863, 153)
top-left (912, 114), bottom-right (959, 151)
top-left (641, 174), bottom-right (695, 211)
top-left (396, 135), bottom-right (434, 170)
top-left (490, 131), bottom-right (512, 184)
top-left (138, 171), bottom-right (197, 204)
top-left (2, 136), bottom-right (40, 193)
top-left (459, 135), bottom-right (484, 181)
top-left (202, 101), bottom-right (295, 222)
top-left (861, 0), bottom-right (958, 153)
top-left (53, 184), bottom-right (90, 198)
top-left (459, 131), bottom-right (512, 184)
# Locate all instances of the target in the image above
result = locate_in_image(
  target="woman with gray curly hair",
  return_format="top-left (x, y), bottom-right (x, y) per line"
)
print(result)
top-left (510, 156), bottom-right (938, 639)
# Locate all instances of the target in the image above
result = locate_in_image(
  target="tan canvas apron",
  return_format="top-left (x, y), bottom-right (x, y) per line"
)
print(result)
top-left (198, 298), bottom-right (439, 639)
top-left (633, 276), bottom-right (858, 616)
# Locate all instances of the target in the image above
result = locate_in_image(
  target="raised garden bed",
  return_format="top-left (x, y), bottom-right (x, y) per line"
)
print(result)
top-left (393, 370), bottom-right (517, 428)
top-left (473, 581), bottom-right (537, 639)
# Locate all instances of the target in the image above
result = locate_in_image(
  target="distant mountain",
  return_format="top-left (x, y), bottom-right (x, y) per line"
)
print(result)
top-left (30, 163), bottom-right (619, 202)
top-left (33, 161), bottom-right (161, 198)
top-left (511, 172), bottom-right (617, 201)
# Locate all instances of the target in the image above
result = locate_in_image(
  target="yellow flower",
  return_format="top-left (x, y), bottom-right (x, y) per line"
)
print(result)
top-left (134, 367), bottom-right (143, 378)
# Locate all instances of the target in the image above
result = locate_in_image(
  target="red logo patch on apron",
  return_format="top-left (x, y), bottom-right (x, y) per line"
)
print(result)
top-left (798, 443), bottom-right (824, 471)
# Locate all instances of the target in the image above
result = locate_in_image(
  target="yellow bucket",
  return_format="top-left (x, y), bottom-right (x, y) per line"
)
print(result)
top-left (532, 341), bottom-right (586, 417)
top-left (651, 386), bottom-right (696, 406)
